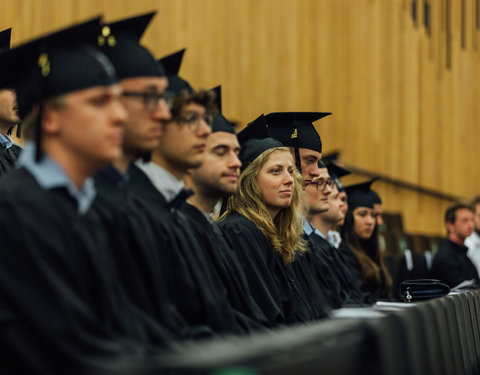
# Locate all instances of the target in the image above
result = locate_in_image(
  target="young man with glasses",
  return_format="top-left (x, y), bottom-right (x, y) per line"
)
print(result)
top-left (91, 12), bottom-right (197, 343)
top-left (128, 63), bottom-right (246, 335)
top-left (310, 162), bottom-right (365, 305)
top-left (295, 161), bottom-right (348, 309)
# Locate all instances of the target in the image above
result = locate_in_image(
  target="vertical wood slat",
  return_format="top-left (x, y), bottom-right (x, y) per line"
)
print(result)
top-left (1, 0), bottom-right (479, 235)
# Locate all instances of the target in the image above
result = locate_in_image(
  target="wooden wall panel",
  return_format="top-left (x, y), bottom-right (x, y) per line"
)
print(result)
top-left (1, 0), bottom-right (479, 235)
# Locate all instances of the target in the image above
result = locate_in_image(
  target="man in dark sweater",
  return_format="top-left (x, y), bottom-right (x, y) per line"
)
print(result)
top-left (431, 201), bottom-right (479, 288)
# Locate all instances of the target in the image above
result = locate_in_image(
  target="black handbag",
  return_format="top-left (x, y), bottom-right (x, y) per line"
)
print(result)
top-left (400, 279), bottom-right (450, 302)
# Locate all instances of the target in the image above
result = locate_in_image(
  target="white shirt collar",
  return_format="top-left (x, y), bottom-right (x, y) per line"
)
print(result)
top-left (135, 160), bottom-right (184, 202)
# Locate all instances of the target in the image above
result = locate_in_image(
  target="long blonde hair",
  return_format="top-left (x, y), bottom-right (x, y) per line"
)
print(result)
top-left (221, 147), bottom-right (307, 263)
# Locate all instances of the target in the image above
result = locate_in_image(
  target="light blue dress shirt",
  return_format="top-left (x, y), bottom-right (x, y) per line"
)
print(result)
top-left (18, 141), bottom-right (96, 214)
top-left (302, 217), bottom-right (326, 239)
top-left (0, 134), bottom-right (13, 149)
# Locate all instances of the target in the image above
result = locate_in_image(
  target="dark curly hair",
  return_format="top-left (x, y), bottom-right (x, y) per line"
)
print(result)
top-left (171, 89), bottom-right (218, 119)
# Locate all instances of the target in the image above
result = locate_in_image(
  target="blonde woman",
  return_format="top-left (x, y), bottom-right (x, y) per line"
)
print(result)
top-left (219, 115), bottom-right (316, 326)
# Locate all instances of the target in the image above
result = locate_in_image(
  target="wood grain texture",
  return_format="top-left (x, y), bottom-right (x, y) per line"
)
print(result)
top-left (1, 0), bottom-right (478, 235)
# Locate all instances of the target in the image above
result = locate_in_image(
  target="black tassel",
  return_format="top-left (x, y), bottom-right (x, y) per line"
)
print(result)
top-left (15, 123), bottom-right (21, 138)
top-left (35, 106), bottom-right (43, 162)
top-left (294, 147), bottom-right (302, 174)
top-left (219, 196), bottom-right (229, 217)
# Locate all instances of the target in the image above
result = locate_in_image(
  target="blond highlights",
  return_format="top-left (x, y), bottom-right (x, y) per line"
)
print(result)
top-left (22, 95), bottom-right (66, 141)
top-left (222, 148), bottom-right (307, 263)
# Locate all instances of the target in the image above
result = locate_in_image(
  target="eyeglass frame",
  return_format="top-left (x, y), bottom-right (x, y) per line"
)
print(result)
top-left (121, 90), bottom-right (174, 112)
top-left (172, 110), bottom-right (214, 131)
top-left (306, 177), bottom-right (335, 191)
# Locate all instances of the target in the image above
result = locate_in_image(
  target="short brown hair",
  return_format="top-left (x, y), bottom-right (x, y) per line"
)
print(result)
top-left (445, 201), bottom-right (473, 224)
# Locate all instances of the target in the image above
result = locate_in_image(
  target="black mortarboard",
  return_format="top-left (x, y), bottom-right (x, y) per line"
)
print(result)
top-left (158, 48), bottom-right (193, 95)
top-left (326, 162), bottom-right (350, 192)
top-left (345, 180), bottom-right (375, 210)
top-left (210, 85), bottom-right (235, 134)
top-left (101, 12), bottom-right (165, 79)
top-left (0, 16), bottom-right (117, 118)
top-left (322, 151), bottom-right (341, 164)
top-left (317, 160), bottom-right (327, 169)
top-left (238, 114), bottom-right (269, 144)
top-left (264, 112), bottom-right (331, 153)
top-left (369, 189), bottom-right (382, 204)
top-left (0, 28), bottom-right (11, 52)
top-left (0, 16), bottom-right (118, 160)
top-left (237, 114), bottom-right (283, 170)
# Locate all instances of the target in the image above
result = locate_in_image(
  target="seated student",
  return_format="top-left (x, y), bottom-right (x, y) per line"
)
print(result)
top-left (128, 64), bottom-right (246, 335)
top-left (431, 201), bottom-right (479, 288)
top-left (341, 181), bottom-right (392, 303)
top-left (263, 112), bottom-right (337, 315)
top-left (219, 114), bottom-right (319, 326)
top-left (309, 162), bottom-right (365, 305)
top-left (0, 18), bottom-right (154, 373)
top-left (182, 87), bottom-right (269, 329)
top-left (322, 161), bottom-right (349, 249)
top-left (0, 28), bottom-right (22, 175)
top-left (92, 12), bottom-right (190, 341)
top-left (298, 161), bottom-right (345, 310)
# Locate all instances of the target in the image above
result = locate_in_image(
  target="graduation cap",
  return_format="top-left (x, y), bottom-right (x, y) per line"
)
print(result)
top-left (265, 112), bottom-right (331, 172)
top-left (237, 114), bottom-right (283, 171)
top-left (317, 159), bottom-right (327, 169)
top-left (322, 150), bottom-right (341, 164)
top-left (158, 48), bottom-right (193, 95)
top-left (0, 28), bottom-right (11, 52)
top-left (326, 162), bottom-right (350, 192)
top-left (100, 12), bottom-right (165, 79)
top-left (0, 16), bottom-right (118, 160)
top-left (344, 180), bottom-right (376, 210)
top-left (265, 112), bottom-right (330, 152)
top-left (369, 189), bottom-right (382, 204)
top-left (209, 85), bottom-right (235, 134)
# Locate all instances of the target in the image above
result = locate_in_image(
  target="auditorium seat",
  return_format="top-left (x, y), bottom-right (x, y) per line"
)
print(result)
top-left (448, 294), bottom-right (478, 375)
top-left (429, 298), bottom-right (462, 375)
top-left (155, 319), bottom-right (378, 374)
top-left (416, 302), bottom-right (449, 375)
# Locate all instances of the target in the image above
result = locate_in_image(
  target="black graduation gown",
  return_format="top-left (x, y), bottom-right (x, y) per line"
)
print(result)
top-left (127, 165), bottom-right (245, 336)
top-left (290, 250), bottom-right (331, 319)
top-left (338, 242), bottom-right (388, 303)
top-left (431, 239), bottom-right (479, 288)
top-left (0, 144), bottom-right (21, 176)
top-left (308, 234), bottom-right (365, 306)
top-left (337, 242), bottom-right (364, 297)
top-left (219, 211), bottom-right (317, 326)
top-left (180, 202), bottom-right (269, 330)
top-left (0, 168), bottom-right (151, 374)
top-left (93, 167), bottom-right (190, 342)
top-left (304, 233), bottom-right (347, 308)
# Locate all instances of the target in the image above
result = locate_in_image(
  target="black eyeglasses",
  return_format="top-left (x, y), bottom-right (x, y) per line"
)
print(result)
top-left (174, 112), bottom-right (213, 131)
top-left (122, 91), bottom-right (174, 111)
top-left (307, 177), bottom-right (335, 191)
